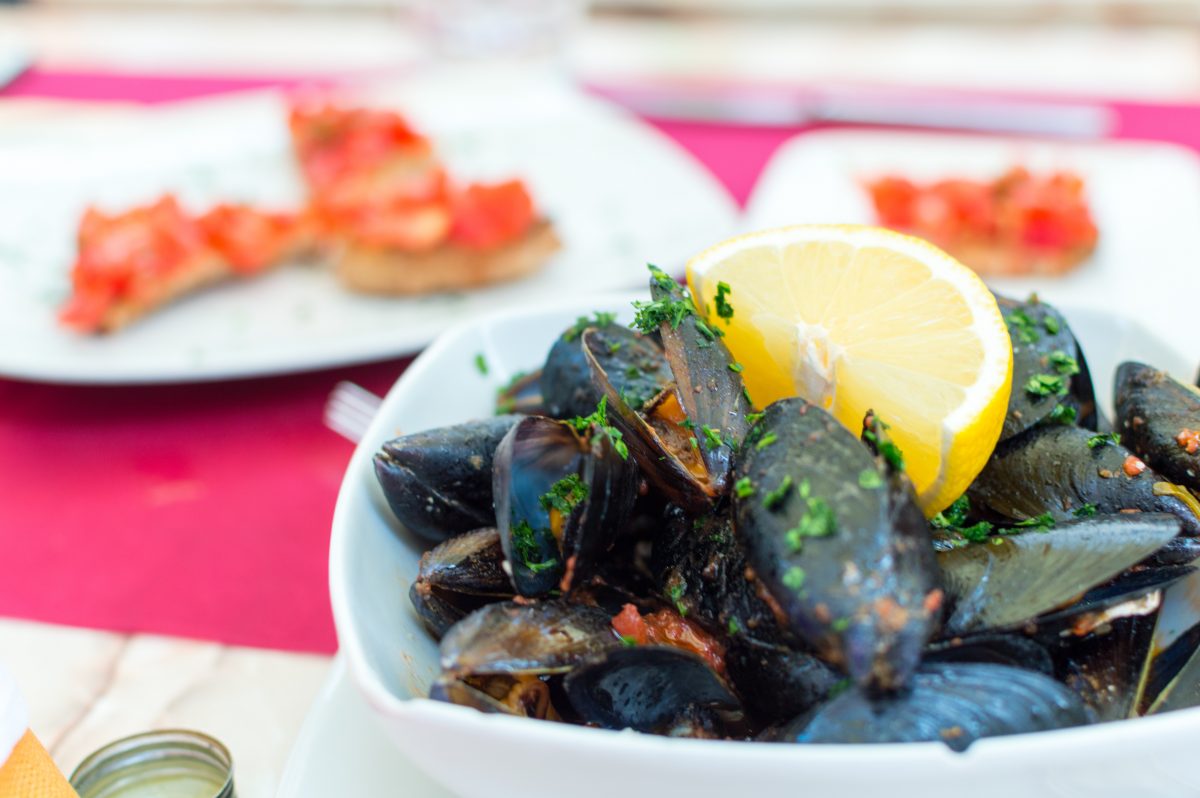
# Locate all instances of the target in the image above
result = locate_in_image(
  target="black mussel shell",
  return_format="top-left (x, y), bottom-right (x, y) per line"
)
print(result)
top-left (541, 320), bottom-right (670, 420)
top-left (375, 415), bottom-right (520, 543)
top-left (997, 295), bottom-right (1096, 440)
top-left (782, 662), bottom-right (1094, 751)
top-left (564, 645), bottom-right (740, 734)
top-left (440, 600), bottom-right (619, 677)
top-left (926, 634), bottom-right (1054, 675)
top-left (493, 416), bottom-right (639, 596)
top-left (1115, 361), bottom-right (1200, 495)
top-left (1055, 613), bottom-right (1157, 722)
top-left (431, 674), bottom-right (556, 719)
top-left (1138, 570), bottom-right (1200, 714)
top-left (651, 506), bottom-right (785, 644)
top-left (725, 636), bottom-right (840, 726)
top-left (645, 267), bottom-right (753, 494)
top-left (734, 398), bottom-right (940, 692)
top-left (410, 582), bottom-right (473, 641)
top-left (967, 424), bottom-right (1200, 535)
top-left (417, 527), bottom-right (511, 597)
top-left (937, 513), bottom-right (1181, 636)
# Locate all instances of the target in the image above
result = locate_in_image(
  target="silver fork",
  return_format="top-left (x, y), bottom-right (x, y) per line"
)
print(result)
top-left (323, 380), bottom-right (384, 444)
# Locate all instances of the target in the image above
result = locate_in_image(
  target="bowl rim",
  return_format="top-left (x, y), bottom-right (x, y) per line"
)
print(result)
top-left (329, 290), bottom-right (1200, 764)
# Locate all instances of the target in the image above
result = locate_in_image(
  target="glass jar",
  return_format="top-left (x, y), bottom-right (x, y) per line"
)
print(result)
top-left (70, 729), bottom-right (234, 798)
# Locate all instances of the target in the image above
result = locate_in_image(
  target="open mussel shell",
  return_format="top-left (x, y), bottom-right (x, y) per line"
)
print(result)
top-left (439, 600), bottom-right (619, 677)
top-left (409, 528), bottom-right (513, 640)
top-left (967, 424), bottom-right (1200, 535)
top-left (541, 320), bottom-right (671, 420)
top-left (493, 415), bottom-right (639, 596)
top-left (651, 507), bottom-right (785, 644)
top-left (781, 662), bottom-right (1094, 751)
top-left (734, 397), bottom-right (939, 692)
top-left (1133, 569), bottom-right (1200, 715)
top-left (564, 646), bottom-right (741, 734)
top-left (582, 329), bottom-right (715, 512)
top-left (1116, 361), bottom-right (1200, 494)
top-left (997, 294), bottom-right (1096, 440)
top-left (1055, 613), bottom-right (1158, 722)
top-left (646, 268), bottom-right (752, 493)
top-left (410, 582), bottom-right (473, 641)
top-left (725, 636), bottom-right (839, 726)
top-left (374, 415), bottom-right (520, 543)
top-left (925, 634), bottom-right (1054, 675)
top-left (937, 513), bottom-right (1181, 636)
top-left (430, 674), bottom-right (557, 720)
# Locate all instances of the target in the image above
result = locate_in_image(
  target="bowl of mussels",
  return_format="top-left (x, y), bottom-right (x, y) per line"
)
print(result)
top-left (330, 264), bottom-right (1200, 797)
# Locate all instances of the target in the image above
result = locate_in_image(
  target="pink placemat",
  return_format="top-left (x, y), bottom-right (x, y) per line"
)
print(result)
top-left (3, 67), bottom-right (1199, 653)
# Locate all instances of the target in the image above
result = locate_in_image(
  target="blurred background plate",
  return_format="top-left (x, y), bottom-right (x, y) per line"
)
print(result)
top-left (743, 130), bottom-right (1200, 351)
top-left (0, 69), bottom-right (736, 384)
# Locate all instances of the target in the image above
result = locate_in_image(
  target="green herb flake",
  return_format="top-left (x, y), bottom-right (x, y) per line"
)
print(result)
top-left (607, 341), bottom-right (622, 355)
top-left (510, 519), bottom-right (557, 573)
top-left (1048, 403), bottom-right (1077, 425)
top-left (568, 396), bottom-right (629, 460)
top-left (1043, 315), bottom-right (1061, 335)
top-left (1073, 503), bottom-right (1097, 518)
top-left (539, 473), bottom-right (589, 516)
top-left (742, 385), bottom-right (754, 407)
top-left (1087, 432), bottom-right (1121, 449)
top-left (695, 318), bottom-right (721, 341)
top-left (782, 566), bottom-right (807, 591)
top-left (734, 477), bottom-right (755, 499)
top-left (1025, 373), bottom-right (1067, 398)
top-left (831, 617), bottom-right (851, 633)
top-left (728, 362), bottom-right (744, 373)
top-left (932, 496), bottom-right (971, 529)
top-left (785, 497), bottom-right (837, 551)
top-left (763, 475), bottom-right (794, 510)
top-left (473, 353), bottom-right (489, 375)
top-left (619, 634), bottom-right (638, 647)
top-left (755, 432), bottom-right (779, 451)
top-left (1008, 308), bottom-right (1040, 345)
top-left (727, 617), bottom-right (741, 636)
top-left (563, 310), bottom-right (619, 341)
top-left (715, 281), bottom-right (735, 323)
top-left (648, 264), bottom-right (677, 292)
top-left (689, 436), bottom-right (699, 450)
top-left (1014, 512), bottom-right (1056, 530)
top-left (858, 469), bottom-right (884, 489)
top-left (879, 440), bottom-right (905, 472)
top-left (702, 424), bottom-right (725, 449)
top-left (746, 411), bottom-right (764, 425)
top-left (631, 296), bottom-right (694, 333)
top-left (666, 582), bottom-right (688, 616)
top-left (624, 365), bottom-right (642, 380)
top-left (957, 521), bottom-right (996, 543)
top-left (1048, 350), bottom-right (1080, 377)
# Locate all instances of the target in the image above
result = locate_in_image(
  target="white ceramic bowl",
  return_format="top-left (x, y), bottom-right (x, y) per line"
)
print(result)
top-left (330, 294), bottom-right (1200, 798)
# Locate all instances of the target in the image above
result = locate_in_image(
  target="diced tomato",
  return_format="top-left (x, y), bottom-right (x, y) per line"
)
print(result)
top-left (611, 603), bottom-right (727, 675)
top-left (288, 103), bottom-right (431, 194)
top-left (450, 180), bottom-right (535, 250)
top-left (198, 204), bottom-right (305, 273)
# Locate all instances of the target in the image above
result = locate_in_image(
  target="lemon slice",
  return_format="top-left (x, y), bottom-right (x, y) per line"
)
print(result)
top-left (687, 224), bottom-right (1012, 515)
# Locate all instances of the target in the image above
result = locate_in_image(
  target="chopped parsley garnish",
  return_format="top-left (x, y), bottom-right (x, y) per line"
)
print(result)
top-left (1073, 503), bottom-right (1097, 518)
top-left (1048, 403), bottom-right (1077, 425)
top-left (631, 296), bottom-right (694, 333)
top-left (689, 436), bottom-right (699, 450)
top-left (755, 432), bottom-right (779, 451)
top-left (782, 566), bottom-right (807, 591)
top-left (728, 362), bottom-right (744, 373)
top-left (878, 440), bottom-right (905, 472)
top-left (474, 353), bottom-right (489, 375)
top-left (1048, 350), bottom-right (1080, 377)
top-left (608, 341), bottom-right (622, 355)
top-left (727, 617), bottom-right (741, 635)
top-left (624, 365), bottom-right (641, 380)
top-left (742, 385), bottom-right (754, 407)
top-left (568, 396), bottom-right (629, 460)
top-left (932, 496), bottom-right (971, 529)
top-left (862, 416), bottom-right (904, 471)
top-left (648, 264), bottom-right (677, 292)
top-left (666, 582), bottom-right (688, 616)
top-left (695, 318), bottom-right (723, 341)
top-left (1087, 432), bottom-right (1121, 449)
top-left (858, 469), bottom-right (884, 489)
top-left (511, 520), bottom-right (557, 573)
top-left (1014, 512), bottom-right (1056, 529)
top-left (1008, 308), bottom-right (1040, 344)
top-left (1025, 373), bottom-right (1067, 398)
top-left (701, 424), bottom-right (725, 449)
top-left (619, 634), bottom-right (638, 647)
top-left (955, 521), bottom-right (996, 543)
top-left (746, 411), bottom-right (764, 425)
top-left (715, 281), bottom-right (734, 322)
top-left (1043, 315), bottom-right (1061, 335)
top-left (563, 310), bottom-right (618, 341)
top-left (831, 617), bottom-right (850, 633)
top-left (763, 475), bottom-right (794, 510)
top-left (785, 496), bottom-right (837, 552)
top-left (539, 473), bottom-right (588, 516)
top-left (734, 476), bottom-right (755, 499)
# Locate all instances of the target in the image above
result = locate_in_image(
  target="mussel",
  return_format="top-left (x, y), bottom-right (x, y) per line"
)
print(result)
top-left (734, 398), bottom-right (940, 692)
top-left (1115, 361), bottom-right (1200, 495)
top-left (409, 527), bottom-right (512, 639)
top-left (375, 415), bottom-right (520, 542)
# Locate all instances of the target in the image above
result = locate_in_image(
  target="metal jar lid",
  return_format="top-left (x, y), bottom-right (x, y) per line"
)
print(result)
top-left (69, 729), bottom-right (235, 798)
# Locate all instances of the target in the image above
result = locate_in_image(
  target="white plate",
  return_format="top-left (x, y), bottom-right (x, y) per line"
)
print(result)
top-left (744, 130), bottom-right (1200, 350)
top-left (0, 70), bottom-right (735, 384)
top-left (276, 657), bottom-right (450, 798)
top-left (329, 292), bottom-right (1200, 798)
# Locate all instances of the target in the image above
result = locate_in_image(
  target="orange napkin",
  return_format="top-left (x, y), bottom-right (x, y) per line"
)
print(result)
top-left (0, 730), bottom-right (78, 797)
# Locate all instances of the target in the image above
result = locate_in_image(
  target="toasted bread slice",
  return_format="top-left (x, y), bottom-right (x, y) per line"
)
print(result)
top-left (86, 252), bottom-right (234, 334)
top-left (335, 219), bottom-right (560, 295)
